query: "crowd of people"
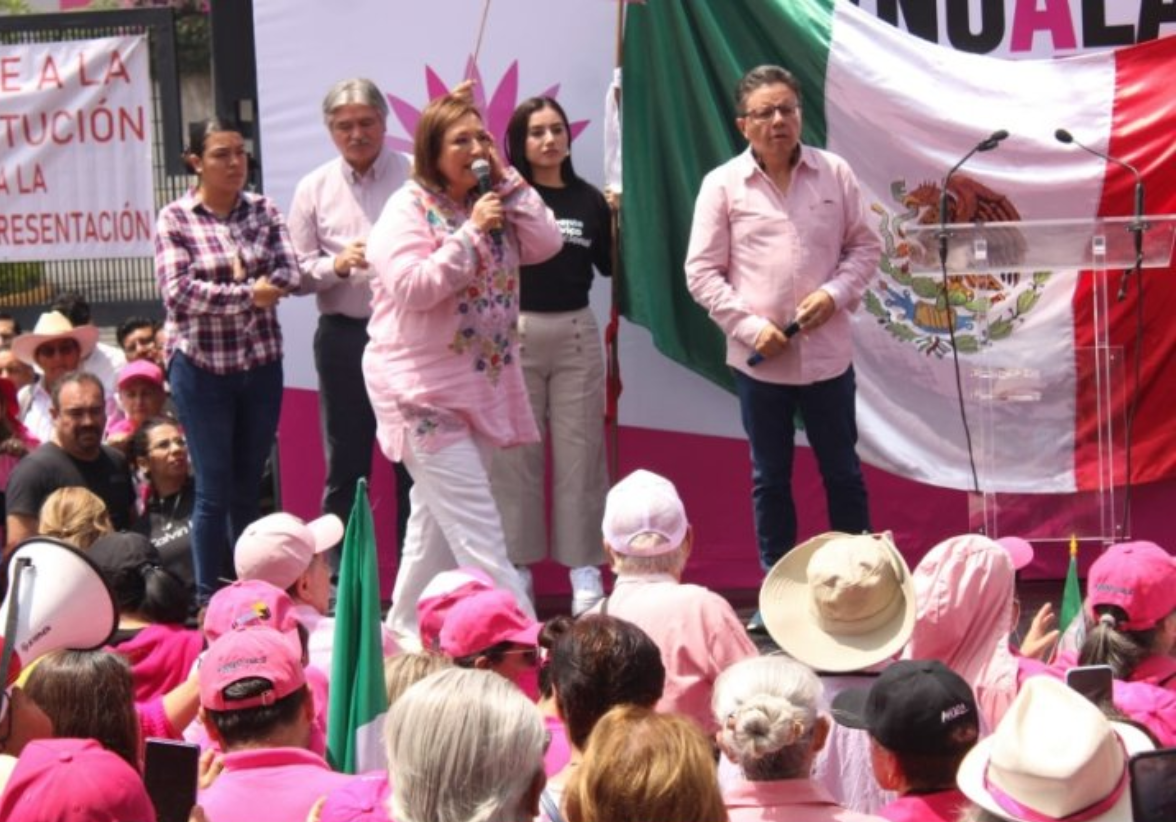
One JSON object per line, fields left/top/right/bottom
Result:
{"left": 0, "top": 63, "right": 1170, "bottom": 822}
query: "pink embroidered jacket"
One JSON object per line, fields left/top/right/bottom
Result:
{"left": 363, "top": 169, "right": 562, "bottom": 462}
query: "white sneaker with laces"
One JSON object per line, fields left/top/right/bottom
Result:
{"left": 569, "top": 565, "right": 604, "bottom": 616}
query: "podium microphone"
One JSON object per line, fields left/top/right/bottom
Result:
{"left": 937, "top": 130, "right": 1007, "bottom": 499}
{"left": 938, "top": 130, "right": 1009, "bottom": 268}
{"left": 1054, "top": 128, "right": 1145, "bottom": 300}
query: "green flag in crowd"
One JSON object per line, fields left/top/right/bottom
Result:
{"left": 327, "top": 478, "right": 388, "bottom": 774}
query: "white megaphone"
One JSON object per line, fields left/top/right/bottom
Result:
{"left": 0, "top": 537, "right": 118, "bottom": 683}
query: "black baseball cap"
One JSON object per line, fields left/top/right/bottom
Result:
{"left": 831, "top": 659, "right": 979, "bottom": 756}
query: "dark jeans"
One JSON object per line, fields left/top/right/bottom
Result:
{"left": 169, "top": 351, "right": 283, "bottom": 603}
{"left": 734, "top": 366, "right": 870, "bottom": 572}
{"left": 314, "top": 314, "right": 412, "bottom": 565}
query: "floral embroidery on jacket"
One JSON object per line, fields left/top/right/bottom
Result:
{"left": 413, "top": 185, "right": 520, "bottom": 385}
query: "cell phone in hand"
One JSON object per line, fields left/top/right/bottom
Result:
{"left": 143, "top": 738, "right": 199, "bottom": 822}
{"left": 1129, "top": 748, "right": 1176, "bottom": 822}
{"left": 1065, "top": 664, "right": 1114, "bottom": 707}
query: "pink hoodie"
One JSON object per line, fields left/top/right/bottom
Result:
{"left": 903, "top": 534, "right": 1018, "bottom": 732}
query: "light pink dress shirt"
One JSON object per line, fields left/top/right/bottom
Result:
{"left": 724, "top": 777, "right": 887, "bottom": 822}
{"left": 686, "top": 146, "right": 881, "bottom": 385}
{"left": 288, "top": 149, "right": 411, "bottom": 319}
{"left": 363, "top": 169, "right": 562, "bottom": 463}
{"left": 197, "top": 747, "right": 356, "bottom": 822}
{"left": 588, "top": 574, "right": 758, "bottom": 734}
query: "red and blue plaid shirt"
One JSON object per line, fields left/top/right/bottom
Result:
{"left": 154, "top": 189, "right": 299, "bottom": 374}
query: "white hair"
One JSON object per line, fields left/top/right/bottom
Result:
{"left": 385, "top": 668, "right": 545, "bottom": 822}
{"left": 712, "top": 656, "right": 822, "bottom": 775}
{"left": 609, "top": 534, "right": 688, "bottom": 577}
{"left": 322, "top": 77, "right": 389, "bottom": 122}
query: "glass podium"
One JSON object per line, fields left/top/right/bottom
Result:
{"left": 902, "top": 216, "right": 1176, "bottom": 544}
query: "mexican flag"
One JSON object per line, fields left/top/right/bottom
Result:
{"left": 621, "top": 0, "right": 1176, "bottom": 493}
{"left": 327, "top": 478, "right": 388, "bottom": 773}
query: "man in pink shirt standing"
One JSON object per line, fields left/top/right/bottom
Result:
{"left": 198, "top": 626, "right": 355, "bottom": 822}
{"left": 585, "top": 469, "right": 758, "bottom": 734}
{"left": 288, "top": 78, "right": 414, "bottom": 566}
{"left": 685, "top": 64, "right": 881, "bottom": 630}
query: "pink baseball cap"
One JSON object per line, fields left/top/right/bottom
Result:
{"left": 996, "top": 536, "right": 1035, "bottom": 571}
{"left": 439, "top": 588, "right": 541, "bottom": 659}
{"left": 602, "top": 469, "right": 688, "bottom": 556}
{"left": 0, "top": 738, "right": 155, "bottom": 822}
{"left": 116, "top": 358, "right": 164, "bottom": 390}
{"left": 417, "top": 567, "right": 496, "bottom": 651}
{"left": 1087, "top": 541, "right": 1176, "bottom": 631}
{"left": 203, "top": 579, "right": 303, "bottom": 659}
{"left": 235, "top": 512, "right": 344, "bottom": 591}
{"left": 199, "top": 626, "right": 307, "bottom": 711}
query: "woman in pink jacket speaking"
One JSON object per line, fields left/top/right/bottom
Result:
{"left": 364, "top": 84, "right": 562, "bottom": 645}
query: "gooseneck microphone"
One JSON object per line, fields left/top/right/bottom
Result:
{"left": 470, "top": 158, "right": 503, "bottom": 248}
{"left": 938, "top": 130, "right": 1010, "bottom": 268}
{"left": 937, "top": 130, "right": 1007, "bottom": 499}
{"left": 1054, "top": 128, "right": 1145, "bottom": 300}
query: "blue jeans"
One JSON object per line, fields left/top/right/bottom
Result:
{"left": 169, "top": 351, "right": 283, "bottom": 603}
{"left": 734, "top": 366, "right": 870, "bottom": 572}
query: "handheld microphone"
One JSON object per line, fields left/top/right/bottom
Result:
{"left": 1054, "top": 128, "right": 1144, "bottom": 299}
{"left": 938, "top": 130, "right": 1010, "bottom": 267}
{"left": 747, "top": 319, "right": 802, "bottom": 367}
{"left": 470, "top": 159, "right": 503, "bottom": 248}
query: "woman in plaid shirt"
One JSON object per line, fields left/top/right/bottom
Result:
{"left": 154, "top": 117, "right": 297, "bottom": 605}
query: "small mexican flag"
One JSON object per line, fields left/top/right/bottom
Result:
{"left": 327, "top": 479, "right": 388, "bottom": 774}
{"left": 1059, "top": 535, "right": 1084, "bottom": 634}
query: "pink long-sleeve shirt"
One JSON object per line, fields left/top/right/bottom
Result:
{"left": 685, "top": 146, "right": 881, "bottom": 385}
{"left": 363, "top": 169, "right": 562, "bottom": 462}
{"left": 288, "top": 149, "right": 411, "bottom": 319}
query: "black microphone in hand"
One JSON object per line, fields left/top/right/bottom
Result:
{"left": 938, "top": 130, "right": 1009, "bottom": 266}
{"left": 747, "top": 319, "right": 802, "bottom": 367}
{"left": 1055, "top": 128, "right": 1145, "bottom": 299}
{"left": 471, "top": 159, "right": 503, "bottom": 248}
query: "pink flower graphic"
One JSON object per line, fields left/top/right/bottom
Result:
{"left": 385, "top": 56, "right": 590, "bottom": 153}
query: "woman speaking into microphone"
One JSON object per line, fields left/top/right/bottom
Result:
{"left": 363, "top": 84, "right": 562, "bottom": 644}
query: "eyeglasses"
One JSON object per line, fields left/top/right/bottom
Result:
{"left": 149, "top": 436, "right": 187, "bottom": 452}
{"left": 499, "top": 647, "right": 540, "bottom": 666}
{"left": 741, "top": 104, "right": 801, "bottom": 123}
{"left": 35, "top": 341, "right": 80, "bottom": 358}
{"left": 331, "top": 117, "right": 381, "bottom": 134}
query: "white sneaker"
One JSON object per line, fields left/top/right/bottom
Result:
{"left": 569, "top": 565, "right": 604, "bottom": 616}
{"left": 515, "top": 565, "right": 535, "bottom": 607}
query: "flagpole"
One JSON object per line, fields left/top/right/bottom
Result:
{"left": 605, "top": 0, "right": 627, "bottom": 482}
{"left": 471, "top": 0, "right": 493, "bottom": 67}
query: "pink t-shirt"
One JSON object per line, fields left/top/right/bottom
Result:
{"left": 878, "top": 790, "right": 969, "bottom": 822}
{"left": 588, "top": 574, "right": 758, "bottom": 734}
{"left": 319, "top": 771, "right": 392, "bottom": 822}
{"left": 543, "top": 713, "right": 571, "bottom": 777}
{"left": 198, "top": 747, "right": 356, "bottom": 822}
{"left": 724, "top": 777, "right": 887, "bottom": 822}
{"left": 110, "top": 623, "right": 204, "bottom": 703}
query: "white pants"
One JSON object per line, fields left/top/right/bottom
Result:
{"left": 491, "top": 308, "right": 609, "bottom": 567}
{"left": 386, "top": 433, "right": 536, "bottom": 644}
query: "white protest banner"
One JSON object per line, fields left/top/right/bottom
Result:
{"left": 0, "top": 34, "right": 155, "bottom": 261}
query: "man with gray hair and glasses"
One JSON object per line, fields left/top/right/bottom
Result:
{"left": 288, "top": 77, "right": 413, "bottom": 564}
